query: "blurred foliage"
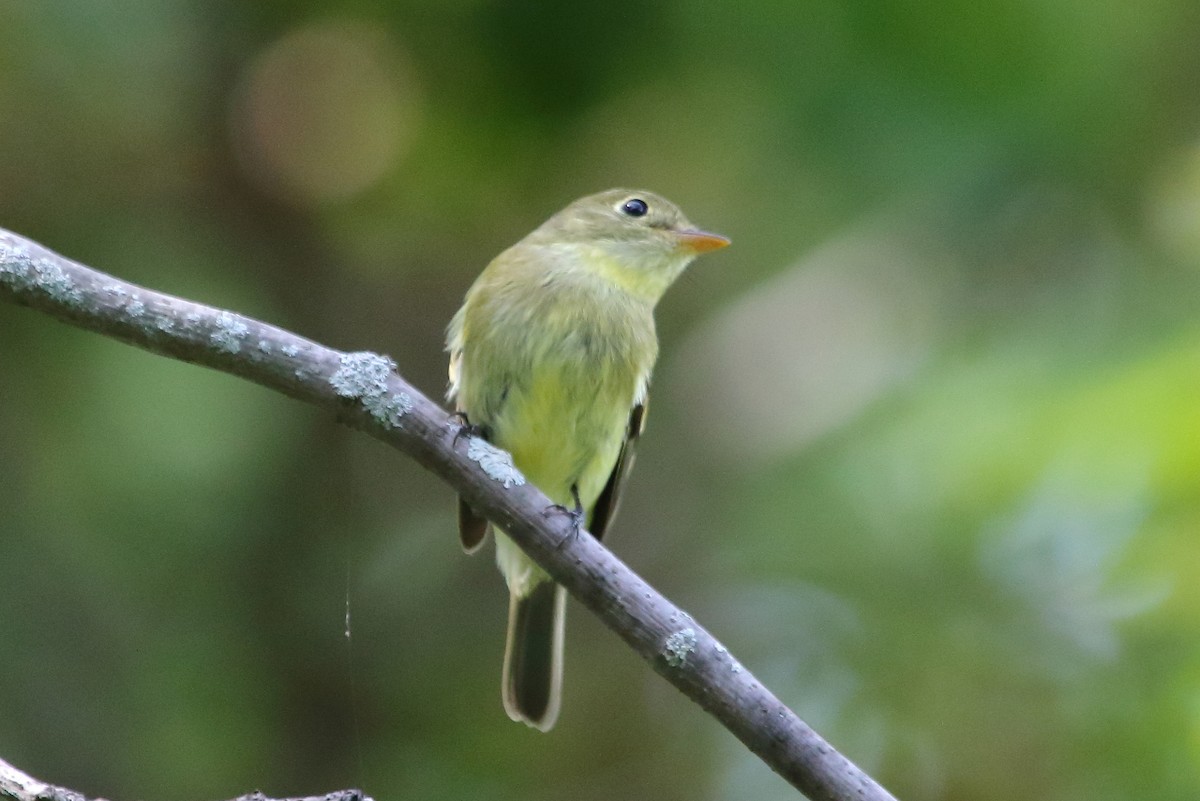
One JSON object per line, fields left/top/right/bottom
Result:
{"left": 2, "top": 1, "right": 1200, "bottom": 799}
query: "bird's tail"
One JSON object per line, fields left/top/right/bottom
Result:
{"left": 502, "top": 581, "right": 565, "bottom": 731}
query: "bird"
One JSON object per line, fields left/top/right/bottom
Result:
{"left": 446, "top": 188, "right": 728, "bottom": 730}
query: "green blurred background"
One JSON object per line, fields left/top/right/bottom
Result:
{"left": 2, "top": 1, "right": 1200, "bottom": 799}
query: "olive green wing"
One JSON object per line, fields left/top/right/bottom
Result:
{"left": 588, "top": 398, "right": 647, "bottom": 542}
{"left": 458, "top": 497, "right": 489, "bottom": 553}
{"left": 448, "top": 342, "right": 491, "bottom": 553}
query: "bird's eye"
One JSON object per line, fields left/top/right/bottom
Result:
{"left": 621, "top": 198, "right": 648, "bottom": 217}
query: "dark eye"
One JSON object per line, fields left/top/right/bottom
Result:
{"left": 621, "top": 198, "right": 648, "bottom": 217}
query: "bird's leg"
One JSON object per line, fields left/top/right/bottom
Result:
{"left": 567, "top": 484, "right": 584, "bottom": 539}
{"left": 450, "top": 411, "right": 489, "bottom": 447}
{"left": 544, "top": 484, "right": 585, "bottom": 547}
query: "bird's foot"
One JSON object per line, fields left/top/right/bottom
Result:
{"left": 450, "top": 412, "right": 488, "bottom": 447}
{"left": 543, "top": 485, "right": 584, "bottom": 549}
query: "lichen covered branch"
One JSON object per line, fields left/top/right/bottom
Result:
{"left": 0, "top": 756, "right": 370, "bottom": 801}
{"left": 0, "top": 228, "right": 897, "bottom": 801}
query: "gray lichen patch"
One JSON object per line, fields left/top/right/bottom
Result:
{"left": 330, "top": 351, "right": 396, "bottom": 399}
{"left": 0, "top": 239, "right": 34, "bottom": 289}
{"left": 466, "top": 438, "right": 526, "bottom": 488}
{"left": 0, "top": 243, "right": 84, "bottom": 306}
{"left": 663, "top": 627, "right": 698, "bottom": 667}
{"left": 0, "top": 240, "right": 85, "bottom": 308}
{"left": 330, "top": 351, "right": 412, "bottom": 428}
{"left": 36, "top": 260, "right": 84, "bottom": 306}
{"left": 211, "top": 311, "right": 249, "bottom": 353}
{"left": 364, "top": 391, "right": 414, "bottom": 427}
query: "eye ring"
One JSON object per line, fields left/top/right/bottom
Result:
{"left": 620, "top": 198, "right": 648, "bottom": 217}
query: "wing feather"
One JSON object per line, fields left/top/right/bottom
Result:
{"left": 588, "top": 397, "right": 647, "bottom": 541}
{"left": 449, "top": 338, "right": 491, "bottom": 552}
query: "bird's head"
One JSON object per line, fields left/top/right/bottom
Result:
{"left": 528, "top": 188, "right": 729, "bottom": 301}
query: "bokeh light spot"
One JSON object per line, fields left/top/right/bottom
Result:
{"left": 229, "top": 20, "right": 421, "bottom": 205}
{"left": 1147, "top": 141, "right": 1200, "bottom": 265}
{"left": 673, "top": 223, "right": 944, "bottom": 464}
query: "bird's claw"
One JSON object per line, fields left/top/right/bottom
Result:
{"left": 544, "top": 485, "right": 584, "bottom": 549}
{"left": 450, "top": 412, "right": 487, "bottom": 447}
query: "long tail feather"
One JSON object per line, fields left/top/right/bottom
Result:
{"left": 501, "top": 583, "right": 565, "bottom": 731}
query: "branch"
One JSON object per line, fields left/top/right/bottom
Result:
{"left": 0, "top": 228, "right": 898, "bottom": 801}
{"left": 0, "top": 756, "right": 370, "bottom": 801}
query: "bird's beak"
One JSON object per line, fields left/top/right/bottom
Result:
{"left": 675, "top": 229, "right": 731, "bottom": 254}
